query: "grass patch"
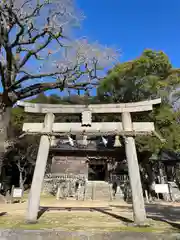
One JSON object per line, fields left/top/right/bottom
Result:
{"left": 118, "top": 226, "right": 174, "bottom": 233}
{"left": 22, "top": 192, "right": 54, "bottom": 200}
{"left": 0, "top": 197, "right": 179, "bottom": 233}
{"left": 0, "top": 213, "right": 177, "bottom": 233}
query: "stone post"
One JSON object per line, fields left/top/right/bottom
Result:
{"left": 115, "top": 179, "right": 123, "bottom": 199}
{"left": 26, "top": 113, "right": 55, "bottom": 223}
{"left": 122, "top": 112, "right": 147, "bottom": 225}
{"left": 56, "top": 186, "right": 61, "bottom": 200}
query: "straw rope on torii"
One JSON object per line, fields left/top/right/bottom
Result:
{"left": 17, "top": 98, "right": 162, "bottom": 225}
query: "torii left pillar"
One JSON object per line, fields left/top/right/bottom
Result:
{"left": 26, "top": 113, "right": 55, "bottom": 223}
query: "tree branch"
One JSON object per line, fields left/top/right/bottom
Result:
{"left": 9, "top": 66, "right": 72, "bottom": 91}
{"left": 0, "top": 62, "right": 5, "bottom": 91}
{"left": 0, "top": 2, "right": 118, "bottom": 108}
{"left": 5, "top": 45, "right": 13, "bottom": 87}
{"left": 16, "top": 81, "right": 97, "bottom": 100}
{"left": 10, "top": 9, "right": 25, "bottom": 48}
{"left": 14, "top": 31, "right": 47, "bottom": 47}
{"left": 16, "top": 82, "right": 64, "bottom": 99}
{"left": 1, "top": 25, "right": 15, "bottom": 88}
{"left": 9, "top": 65, "right": 89, "bottom": 91}
{"left": 20, "top": 2, "right": 44, "bottom": 21}
{"left": 10, "top": 72, "right": 64, "bottom": 91}
{"left": 19, "top": 35, "right": 52, "bottom": 68}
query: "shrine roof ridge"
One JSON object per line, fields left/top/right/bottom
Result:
{"left": 17, "top": 98, "right": 161, "bottom": 113}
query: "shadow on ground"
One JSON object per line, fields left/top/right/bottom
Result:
{"left": 37, "top": 203, "right": 180, "bottom": 231}
{"left": 94, "top": 208, "right": 133, "bottom": 223}
{"left": 37, "top": 206, "right": 112, "bottom": 220}
{"left": 0, "top": 212, "right": 7, "bottom": 217}
{"left": 111, "top": 203, "right": 180, "bottom": 230}
{"left": 146, "top": 204, "right": 180, "bottom": 229}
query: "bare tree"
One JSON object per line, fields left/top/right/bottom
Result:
{"left": 15, "top": 143, "right": 37, "bottom": 189}
{"left": 0, "top": 0, "right": 118, "bottom": 109}
{"left": 0, "top": 0, "right": 118, "bottom": 175}
{"left": 3, "top": 136, "right": 38, "bottom": 189}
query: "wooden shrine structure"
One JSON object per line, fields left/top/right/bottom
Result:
{"left": 17, "top": 98, "right": 161, "bottom": 225}
{"left": 49, "top": 136, "right": 126, "bottom": 182}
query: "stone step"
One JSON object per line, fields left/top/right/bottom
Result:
{"left": 85, "top": 181, "right": 112, "bottom": 200}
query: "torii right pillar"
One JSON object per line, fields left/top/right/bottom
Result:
{"left": 122, "top": 112, "right": 147, "bottom": 225}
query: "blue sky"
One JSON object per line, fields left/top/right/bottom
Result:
{"left": 3, "top": 1, "right": 180, "bottom": 98}
{"left": 77, "top": 0, "right": 180, "bottom": 67}
{"left": 46, "top": 0, "right": 180, "bottom": 96}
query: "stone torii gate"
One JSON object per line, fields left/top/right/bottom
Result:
{"left": 17, "top": 98, "right": 161, "bottom": 225}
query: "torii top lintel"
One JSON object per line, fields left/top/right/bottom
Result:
{"left": 17, "top": 98, "right": 161, "bottom": 114}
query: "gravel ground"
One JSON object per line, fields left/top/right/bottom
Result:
{"left": 0, "top": 230, "right": 180, "bottom": 240}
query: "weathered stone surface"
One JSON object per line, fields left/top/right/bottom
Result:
{"left": 27, "top": 113, "right": 55, "bottom": 222}
{"left": 81, "top": 110, "right": 92, "bottom": 125}
{"left": 168, "top": 182, "right": 180, "bottom": 201}
{"left": 0, "top": 230, "right": 178, "bottom": 240}
{"left": 122, "top": 112, "right": 146, "bottom": 224}
{"left": 17, "top": 98, "right": 161, "bottom": 113}
{"left": 22, "top": 122, "right": 155, "bottom": 135}
{"left": 85, "top": 181, "right": 112, "bottom": 200}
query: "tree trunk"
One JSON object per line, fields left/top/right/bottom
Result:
{"left": 0, "top": 107, "right": 11, "bottom": 177}
{"left": 144, "top": 163, "right": 156, "bottom": 200}
{"left": 145, "top": 163, "right": 155, "bottom": 185}
{"left": 159, "top": 162, "right": 165, "bottom": 184}
{"left": 158, "top": 162, "right": 169, "bottom": 200}
{"left": 19, "top": 171, "right": 24, "bottom": 189}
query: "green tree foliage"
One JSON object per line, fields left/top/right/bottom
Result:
{"left": 98, "top": 49, "right": 180, "bottom": 103}
{"left": 136, "top": 104, "right": 180, "bottom": 153}
{"left": 97, "top": 49, "right": 180, "bottom": 154}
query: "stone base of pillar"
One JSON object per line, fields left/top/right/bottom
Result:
{"left": 26, "top": 220, "right": 38, "bottom": 225}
